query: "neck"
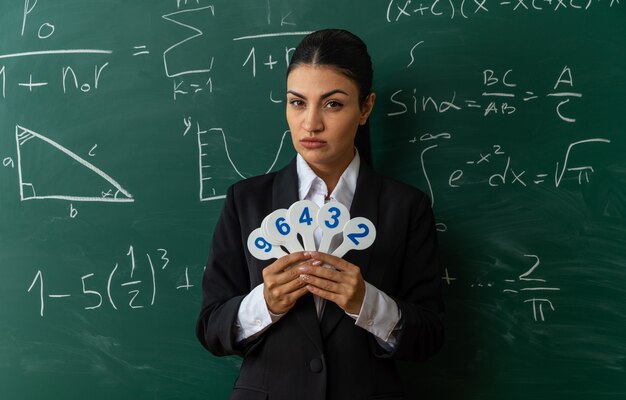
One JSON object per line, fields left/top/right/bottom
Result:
{"left": 303, "top": 150, "right": 356, "bottom": 195}
{"left": 309, "top": 163, "right": 350, "bottom": 195}
{"left": 308, "top": 156, "right": 353, "bottom": 195}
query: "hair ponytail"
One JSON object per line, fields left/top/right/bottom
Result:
{"left": 355, "top": 121, "right": 372, "bottom": 167}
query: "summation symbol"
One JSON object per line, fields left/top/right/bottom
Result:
{"left": 15, "top": 125, "right": 133, "bottom": 202}
{"left": 162, "top": 5, "right": 215, "bottom": 78}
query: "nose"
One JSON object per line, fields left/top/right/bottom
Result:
{"left": 303, "top": 107, "right": 324, "bottom": 134}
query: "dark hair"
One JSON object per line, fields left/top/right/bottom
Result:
{"left": 287, "top": 29, "right": 374, "bottom": 166}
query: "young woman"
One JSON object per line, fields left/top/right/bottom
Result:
{"left": 196, "top": 29, "right": 444, "bottom": 400}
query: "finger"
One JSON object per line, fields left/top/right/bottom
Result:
{"left": 305, "top": 284, "right": 340, "bottom": 304}
{"left": 267, "top": 286, "right": 309, "bottom": 314}
{"left": 281, "top": 273, "right": 310, "bottom": 294}
{"left": 299, "top": 274, "right": 341, "bottom": 294}
{"left": 307, "top": 252, "right": 356, "bottom": 272}
{"left": 288, "top": 285, "right": 310, "bottom": 301}
{"left": 303, "top": 278, "right": 365, "bottom": 315}
{"left": 297, "top": 261, "right": 362, "bottom": 286}
{"left": 264, "top": 251, "right": 313, "bottom": 275}
{"left": 265, "top": 268, "right": 310, "bottom": 300}
{"left": 297, "top": 264, "right": 341, "bottom": 282}
{"left": 267, "top": 260, "right": 318, "bottom": 287}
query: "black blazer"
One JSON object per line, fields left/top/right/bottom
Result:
{"left": 196, "top": 158, "right": 444, "bottom": 400}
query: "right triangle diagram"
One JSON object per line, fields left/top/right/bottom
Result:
{"left": 15, "top": 125, "right": 134, "bottom": 203}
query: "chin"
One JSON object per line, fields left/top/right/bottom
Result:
{"left": 298, "top": 151, "right": 323, "bottom": 163}
{"left": 296, "top": 150, "right": 322, "bottom": 162}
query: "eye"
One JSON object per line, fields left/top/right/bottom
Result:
{"left": 289, "top": 99, "right": 305, "bottom": 108}
{"left": 324, "top": 100, "right": 343, "bottom": 109}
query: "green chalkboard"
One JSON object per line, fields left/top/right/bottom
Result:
{"left": 1, "top": 1, "right": 625, "bottom": 399}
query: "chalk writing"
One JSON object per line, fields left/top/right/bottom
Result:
{"left": 388, "top": 66, "right": 583, "bottom": 122}
{"left": 187, "top": 119, "right": 290, "bottom": 202}
{"left": 162, "top": 5, "right": 216, "bottom": 100}
{"left": 442, "top": 253, "right": 561, "bottom": 322}
{"left": 0, "top": 58, "right": 112, "bottom": 98}
{"left": 21, "top": 0, "right": 55, "bottom": 39}
{"left": 132, "top": 45, "right": 150, "bottom": 56}
{"left": 15, "top": 125, "right": 134, "bottom": 203}
{"left": 445, "top": 138, "right": 611, "bottom": 189}
{"left": 233, "top": 31, "right": 313, "bottom": 41}
{"left": 0, "top": 63, "right": 110, "bottom": 96}
{"left": 406, "top": 41, "right": 424, "bottom": 68}
{"left": 241, "top": 46, "right": 298, "bottom": 78}
{"left": 162, "top": 5, "right": 215, "bottom": 78}
{"left": 3, "top": 156, "right": 14, "bottom": 168}
{"left": 62, "top": 63, "right": 109, "bottom": 93}
{"left": 442, "top": 268, "right": 457, "bottom": 285}
{"left": 173, "top": 75, "right": 213, "bottom": 100}
{"left": 503, "top": 254, "right": 560, "bottom": 321}
{"left": 0, "top": 65, "right": 5, "bottom": 98}
{"left": 26, "top": 247, "right": 198, "bottom": 316}
{"left": 416, "top": 131, "right": 452, "bottom": 232}
{"left": 234, "top": 30, "right": 310, "bottom": 79}
{"left": 0, "top": 50, "right": 113, "bottom": 60}
{"left": 386, "top": 0, "right": 620, "bottom": 22}
{"left": 18, "top": 74, "right": 47, "bottom": 92}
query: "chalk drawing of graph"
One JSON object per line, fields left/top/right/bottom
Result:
{"left": 198, "top": 128, "right": 290, "bottom": 201}
{"left": 15, "top": 125, "right": 134, "bottom": 202}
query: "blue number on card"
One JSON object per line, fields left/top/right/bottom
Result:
{"left": 324, "top": 207, "right": 341, "bottom": 229}
{"left": 347, "top": 223, "right": 369, "bottom": 246}
{"left": 299, "top": 207, "right": 313, "bottom": 226}
{"left": 275, "top": 217, "right": 291, "bottom": 235}
{"left": 255, "top": 237, "right": 272, "bottom": 253}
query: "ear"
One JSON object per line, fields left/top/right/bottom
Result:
{"left": 359, "top": 93, "right": 376, "bottom": 125}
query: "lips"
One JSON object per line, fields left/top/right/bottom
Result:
{"left": 300, "top": 138, "right": 326, "bottom": 149}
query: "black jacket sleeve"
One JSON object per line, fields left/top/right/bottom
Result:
{"left": 196, "top": 184, "right": 255, "bottom": 357}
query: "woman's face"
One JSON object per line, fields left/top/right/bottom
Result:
{"left": 286, "top": 65, "right": 375, "bottom": 174}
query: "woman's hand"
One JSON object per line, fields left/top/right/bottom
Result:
{"left": 296, "top": 252, "right": 366, "bottom": 315}
{"left": 263, "top": 252, "right": 313, "bottom": 315}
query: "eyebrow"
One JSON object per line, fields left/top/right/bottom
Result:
{"left": 286, "top": 89, "right": 350, "bottom": 99}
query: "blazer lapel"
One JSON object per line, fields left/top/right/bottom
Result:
{"left": 320, "top": 162, "right": 382, "bottom": 339}
{"left": 272, "top": 158, "right": 324, "bottom": 351}
{"left": 272, "top": 157, "right": 299, "bottom": 209}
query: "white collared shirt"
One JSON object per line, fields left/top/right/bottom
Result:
{"left": 234, "top": 152, "right": 401, "bottom": 350}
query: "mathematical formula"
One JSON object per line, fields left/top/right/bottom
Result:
{"left": 442, "top": 253, "right": 561, "bottom": 322}
{"left": 1, "top": 0, "right": 619, "bottom": 334}
{"left": 27, "top": 246, "right": 201, "bottom": 317}
{"left": 446, "top": 138, "right": 611, "bottom": 188}
{"left": 388, "top": 66, "right": 583, "bottom": 123}
{"left": 386, "top": 0, "right": 620, "bottom": 22}
{"left": 410, "top": 134, "right": 612, "bottom": 220}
